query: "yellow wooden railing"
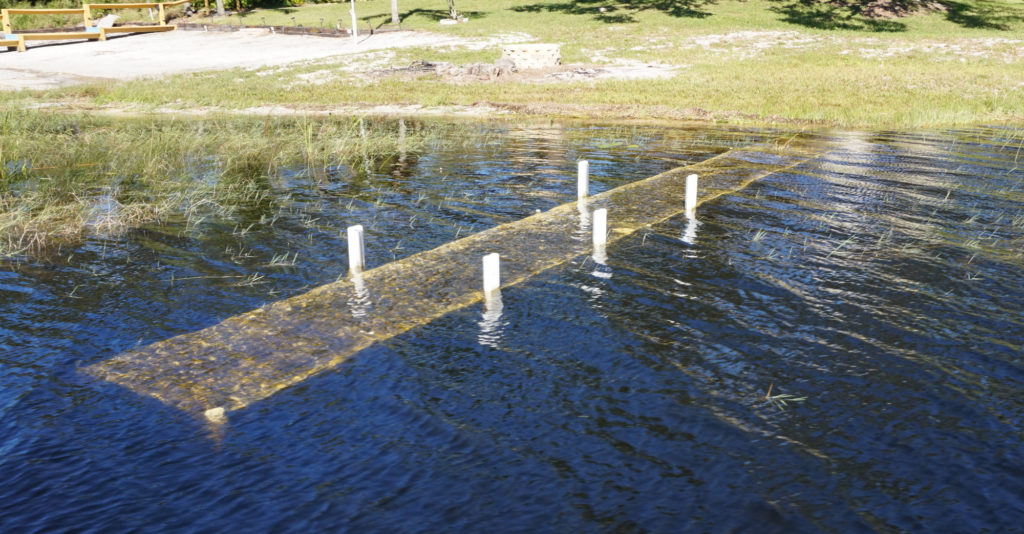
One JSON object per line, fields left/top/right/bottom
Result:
{"left": 2, "top": 0, "right": 189, "bottom": 52}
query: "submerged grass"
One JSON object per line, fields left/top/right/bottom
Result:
{"left": 0, "top": 111, "right": 453, "bottom": 257}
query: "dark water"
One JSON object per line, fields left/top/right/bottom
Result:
{"left": 1, "top": 123, "right": 1022, "bottom": 532}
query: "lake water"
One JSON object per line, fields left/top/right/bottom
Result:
{"left": 1, "top": 122, "right": 1022, "bottom": 532}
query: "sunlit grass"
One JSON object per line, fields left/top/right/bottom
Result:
{"left": 6, "top": 0, "right": 1024, "bottom": 128}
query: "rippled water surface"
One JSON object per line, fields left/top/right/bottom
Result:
{"left": 1, "top": 122, "right": 1022, "bottom": 532}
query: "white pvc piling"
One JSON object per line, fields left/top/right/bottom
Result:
{"left": 347, "top": 225, "right": 365, "bottom": 274}
{"left": 482, "top": 253, "right": 501, "bottom": 293}
{"left": 577, "top": 160, "right": 590, "bottom": 199}
{"left": 685, "top": 174, "right": 698, "bottom": 218}
{"left": 593, "top": 208, "right": 608, "bottom": 247}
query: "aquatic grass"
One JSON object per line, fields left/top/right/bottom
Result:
{"left": 267, "top": 251, "right": 299, "bottom": 267}
{"left": 0, "top": 111, "right": 449, "bottom": 257}
{"left": 764, "top": 383, "right": 807, "bottom": 411}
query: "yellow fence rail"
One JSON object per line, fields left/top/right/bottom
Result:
{"left": 0, "top": 11, "right": 26, "bottom": 51}
{"left": 1, "top": 0, "right": 189, "bottom": 52}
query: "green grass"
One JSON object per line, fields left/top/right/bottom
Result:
{"left": 201, "top": 0, "right": 1024, "bottom": 36}
{"left": 5, "top": 0, "right": 1024, "bottom": 128}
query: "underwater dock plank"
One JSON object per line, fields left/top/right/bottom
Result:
{"left": 83, "top": 142, "right": 823, "bottom": 417}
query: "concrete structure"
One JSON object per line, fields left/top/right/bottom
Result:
{"left": 501, "top": 43, "right": 560, "bottom": 70}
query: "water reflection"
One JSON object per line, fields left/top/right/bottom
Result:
{"left": 348, "top": 274, "right": 371, "bottom": 321}
{"left": 681, "top": 217, "right": 700, "bottom": 246}
{"left": 574, "top": 199, "right": 591, "bottom": 243}
{"left": 204, "top": 409, "right": 229, "bottom": 444}
{"left": 478, "top": 290, "right": 504, "bottom": 348}
{"left": 592, "top": 244, "right": 611, "bottom": 278}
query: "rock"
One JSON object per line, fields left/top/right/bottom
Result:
{"left": 494, "top": 57, "right": 517, "bottom": 76}
{"left": 465, "top": 63, "right": 498, "bottom": 78}
{"left": 432, "top": 62, "right": 457, "bottom": 76}
{"left": 387, "top": 58, "right": 515, "bottom": 81}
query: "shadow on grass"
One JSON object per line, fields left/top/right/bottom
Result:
{"left": 769, "top": 0, "right": 907, "bottom": 31}
{"left": 769, "top": 0, "right": 1024, "bottom": 32}
{"left": 399, "top": 8, "right": 487, "bottom": 23}
{"left": 512, "top": 0, "right": 715, "bottom": 23}
{"left": 247, "top": 0, "right": 301, "bottom": 14}
{"left": 939, "top": 0, "right": 1024, "bottom": 29}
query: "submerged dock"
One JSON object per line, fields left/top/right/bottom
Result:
{"left": 83, "top": 141, "right": 823, "bottom": 418}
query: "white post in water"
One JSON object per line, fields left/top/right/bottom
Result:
{"left": 482, "top": 253, "right": 501, "bottom": 293}
{"left": 685, "top": 174, "right": 698, "bottom": 218}
{"left": 577, "top": 160, "right": 589, "bottom": 199}
{"left": 349, "top": 0, "right": 358, "bottom": 46}
{"left": 593, "top": 208, "right": 608, "bottom": 246}
{"left": 347, "top": 225, "right": 365, "bottom": 274}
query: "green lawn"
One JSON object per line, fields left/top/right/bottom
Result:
{"left": 9, "top": 0, "right": 1024, "bottom": 128}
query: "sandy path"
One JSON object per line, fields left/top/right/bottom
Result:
{"left": 0, "top": 28, "right": 469, "bottom": 91}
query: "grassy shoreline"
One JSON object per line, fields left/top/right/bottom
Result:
{"left": 2, "top": 0, "right": 1024, "bottom": 258}
{"left": 5, "top": 0, "right": 1023, "bottom": 129}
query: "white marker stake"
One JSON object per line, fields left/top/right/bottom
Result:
{"left": 685, "top": 174, "right": 698, "bottom": 218}
{"left": 577, "top": 160, "right": 590, "bottom": 199}
{"left": 593, "top": 208, "right": 608, "bottom": 246}
{"left": 347, "top": 225, "right": 365, "bottom": 274}
{"left": 482, "top": 253, "right": 501, "bottom": 293}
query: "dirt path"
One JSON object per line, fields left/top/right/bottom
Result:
{"left": 0, "top": 28, "right": 471, "bottom": 91}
